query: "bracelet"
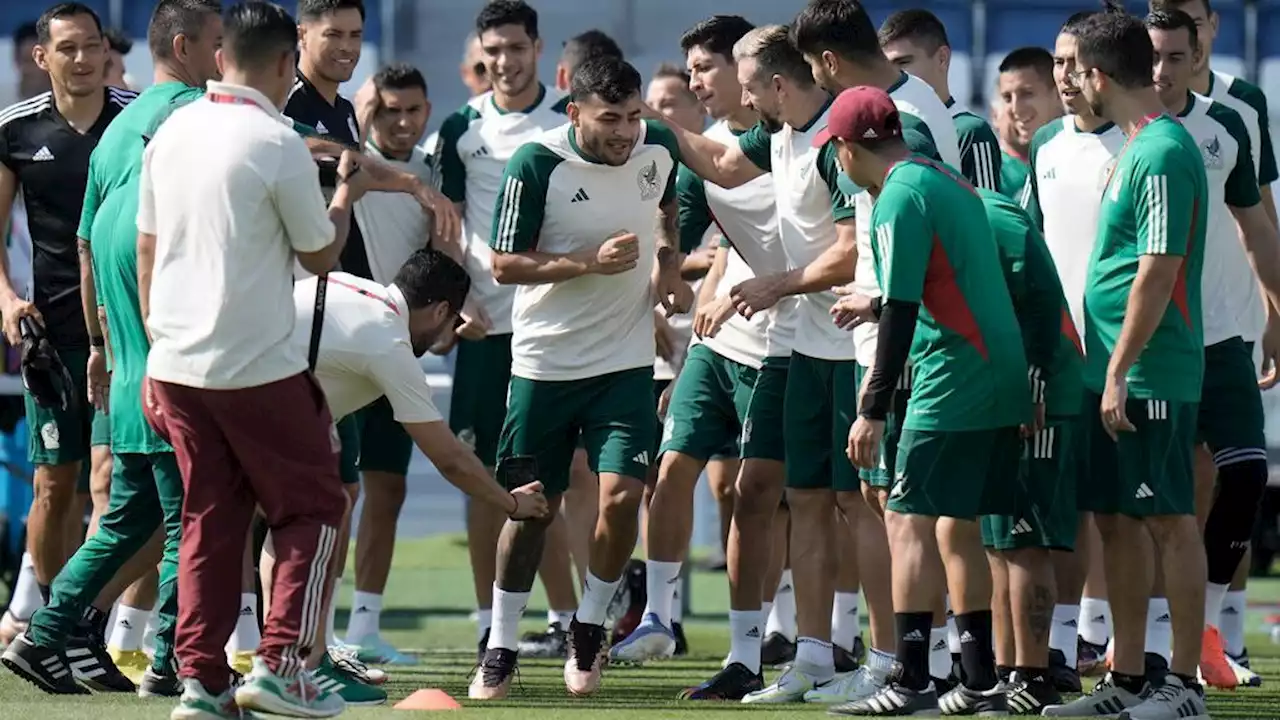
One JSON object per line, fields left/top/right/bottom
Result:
{"left": 90, "top": 335, "right": 105, "bottom": 348}
{"left": 506, "top": 491, "right": 518, "bottom": 517}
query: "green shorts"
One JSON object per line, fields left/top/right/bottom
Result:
{"left": 741, "top": 355, "right": 787, "bottom": 462}
{"left": 889, "top": 426, "right": 1023, "bottom": 520}
{"left": 854, "top": 364, "right": 910, "bottom": 489}
{"left": 784, "top": 353, "right": 859, "bottom": 492}
{"left": 982, "top": 417, "right": 1080, "bottom": 551}
{"left": 659, "top": 344, "right": 756, "bottom": 461}
{"left": 353, "top": 396, "right": 413, "bottom": 475}
{"left": 1197, "top": 337, "right": 1266, "bottom": 454}
{"left": 449, "top": 333, "right": 513, "bottom": 467}
{"left": 336, "top": 414, "right": 361, "bottom": 484}
{"left": 1080, "top": 391, "right": 1197, "bottom": 517}
{"left": 26, "top": 346, "right": 104, "bottom": 467}
{"left": 497, "top": 367, "right": 656, "bottom": 495}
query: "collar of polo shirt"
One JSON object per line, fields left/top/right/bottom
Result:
{"left": 206, "top": 80, "right": 291, "bottom": 127}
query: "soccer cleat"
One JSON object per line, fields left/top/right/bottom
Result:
{"left": 834, "top": 643, "right": 860, "bottom": 674}
{"left": 139, "top": 665, "right": 184, "bottom": 698}
{"left": 804, "top": 666, "right": 883, "bottom": 704}
{"left": 327, "top": 645, "right": 386, "bottom": 686}
{"left": 1226, "top": 652, "right": 1261, "bottom": 687}
{"left": 0, "top": 610, "right": 28, "bottom": 649}
{"left": 679, "top": 662, "right": 763, "bottom": 700}
{"left": 564, "top": 617, "right": 608, "bottom": 697}
{"left": 234, "top": 657, "right": 345, "bottom": 718}
{"left": 673, "top": 621, "right": 688, "bottom": 656}
{"left": 310, "top": 653, "right": 387, "bottom": 706}
{"left": 518, "top": 623, "right": 568, "bottom": 659}
{"left": 347, "top": 633, "right": 418, "bottom": 666}
{"left": 228, "top": 651, "right": 254, "bottom": 676}
{"left": 828, "top": 681, "right": 939, "bottom": 716}
{"left": 1117, "top": 674, "right": 1209, "bottom": 720}
{"left": 1198, "top": 626, "right": 1237, "bottom": 690}
{"left": 1004, "top": 671, "right": 1061, "bottom": 715}
{"left": 469, "top": 648, "right": 518, "bottom": 700}
{"left": 171, "top": 678, "right": 261, "bottom": 720}
{"left": 1228, "top": 647, "right": 1251, "bottom": 669}
{"left": 609, "top": 613, "right": 676, "bottom": 664}
{"left": 0, "top": 632, "right": 91, "bottom": 694}
{"left": 1042, "top": 673, "right": 1144, "bottom": 716}
{"left": 741, "top": 664, "right": 821, "bottom": 704}
{"left": 1078, "top": 637, "right": 1109, "bottom": 677}
{"left": 1048, "top": 648, "right": 1082, "bottom": 693}
{"left": 938, "top": 681, "right": 1008, "bottom": 715}
{"left": 760, "top": 632, "right": 796, "bottom": 668}
{"left": 477, "top": 628, "right": 490, "bottom": 667}
{"left": 67, "top": 630, "right": 137, "bottom": 692}
{"left": 110, "top": 647, "right": 151, "bottom": 685}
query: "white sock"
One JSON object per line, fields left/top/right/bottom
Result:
{"left": 325, "top": 584, "right": 339, "bottom": 649}
{"left": 1144, "top": 597, "right": 1172, "bottom": 663}
{"left": 768, "top": 570, "right": 797, "bottom": 641}
{"left": 643, "top": 560, "right": 681, "bottom": 627}
{"left": 795, "top": 637, "right": 835, "bottom": 682}
{"left": 107, "top": 604, "right": 149, "bottom": 651}
{"left": 930, "top": 626, "right": 952, "bottom": 679}
{"left": 1050, "top": 604, "right": 1080, "bottom": 668}
{"left": 225, "top": 593, "right": 260, "bottom": 654}
{"left": 142, "top": 609, "right": 160, "bottom": 657}
{"left": 672, "top": 580, "right": 684, "bottom": 624}
{"left": 344, "top": 591, "right": 382, "bottom": 643}
{"left": 9, "top": 553, "right": 42, "bottom": 619}
{"left": 1078, "top": 597, "right": 1112, "bottom": 645}
{"left": 477, "top": 609, "right": 493, "bottom": 642}
{"left": 725, "top": 609, "right": 763, "bottom": 674}
{"left": 832, "top": 591, "right": 860, "bottom": 652}
{"left": 868, "top": 647, "right": 895, "bottom": 682}
{"left": 1220, "top": 590, "right": 1247, "bottom": 656}
{"left": 576, "top": 571, "right": 622, "bottom": 627}
{"left": 945, "top": 597, "right": 961, "bottom": 654}
{"left": 548, "top": 609, "right": 573, "bottom": 629}
{"left": 488, "top": 587, "right": 529, "bottom": 651}
{"left": 1204, "top": 582, "right": 1229, "bottom": 629}
{"left": 761, "top": 601, "right": 774, "bottom": 631}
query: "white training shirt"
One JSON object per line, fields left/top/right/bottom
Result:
{"left": 139, "top": 82, "right": 333, "bottom": 390}
{"left": 293, "top": 273, "right": 441, "bottom": 423}
{"left": 852, "top": 72, "right": 962, "bottom": 367}
{"left": 491, "top": 120, "right": 679, "bottom": 381}
{"left": 1029, "top": 115, "right": 1127, "bottom": 338}
{"left": 692, "top": 245, "right": 771, "bottom": 369}
{"left": 351, "top": 140, "right": 436, "bottom": 285}
{"left": 436, "top": 85, "right": 569, "bottom": 335}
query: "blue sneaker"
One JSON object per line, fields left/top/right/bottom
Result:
{"left": 608, "top": 613, "right": 675, "bottom": 664}
{"left": 346, "top": 634, "right": 417, "bottom": 666}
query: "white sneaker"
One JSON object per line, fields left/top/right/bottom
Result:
{"left": 1043, "top": 673, "right": 1144, "bottom": 717}
{"left": 1118, "top": 675, "right": 1209, "bottom": 720}
{"left": 1226, "top": 653, "right": 1262, "bottom": 687}
{"left": 803, "top": 666, "right": 883, "bottom": 704}
{"left": 741, "top": 664, "right": 823, "bottom": 704}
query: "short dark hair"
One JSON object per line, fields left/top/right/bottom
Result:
{"left": 1150, "top": 0, "right": 1213, "bottom": 16}
{"left": 878, "top": 9, "right": 950, "bottom": 54}
{"left": 1074, "top": 11, "right": 1156, "bottom": 89}
{"left": 1145, "top": 9, "right": 1199, "bottom": 51}
{"left": 738, "top": 25, "right": 816, "bottom": 88}
{"left": 571, "top": 55, "right": 642, "bottom": 105}
{"left": 103, "top": 27, "right": 132, "bottom": 54}
{"left": 394, "top": 248, "right": 470, "bottom": 314}
{"left": 790, "top": 0, "right": 882, "bottom": 64}
{"left": 1061, "top": 11, "right": 1100, "bottom": 36}
{"left": 13, "top": 22, "right": 38, "bottom": 48}
{"left": 149, "top": 0, "right": 222, "bottom": 61}
{"left": 36, "top": 3, "right": 103, "bottom": 45}
{"left": 475, "top": 0, "right": 538, "bottom": 41}
{"left": 998, "top": 46, "right": 1054, "bottom": 87}
{"left": 561, "top": 29, "right": 624, "bottom": 77}
{"left": 679, "top": 15, "right": 756, "bottom": 61}
{"left": 652, "top": 62, "right": 691, "bottom": 88}
{"left": 373, "top": 62, "right": 427, "bottom": 96}
{"left": 298, "top": 0, "right": 364, "bottom": 23}
{"left": 222, "top": 1, "right": 297, "bottom": 69}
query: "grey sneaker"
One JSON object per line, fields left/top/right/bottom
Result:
{"left": 140, "top": 665, "right": 185, "bottom": 698}
{"left": 1118, "top": 675, "right": 1209, "bottom": 720}
{"left": 233, "top": 656, "right": 345, "bottom": 718}
{"left": 171, "top": 679, "right": 260, "bottom": 719}
{"left": 1043, "top": 673, "right": 1144, "bottom": 717}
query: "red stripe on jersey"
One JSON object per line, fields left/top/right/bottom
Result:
{"left": 327, "top": 276, "right": 401, "bottom": 315}
{"left": 1169, "top": 197, "right": 1199, "bottom": 327}
{"left": 1061, "top": 306, "right": 1083, "bottom": 356}
{"left": 922, "top": 234, "right": 989, "bottom": 361}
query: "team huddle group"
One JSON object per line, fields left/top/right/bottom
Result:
{"left": 0, "top": 0, "right": 1272, "bottom": 718}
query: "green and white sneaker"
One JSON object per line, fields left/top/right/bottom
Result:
{"left": 742, "top": 664, "right": 824, "bottom": 704}
{"left": 312, "top": 653, "right": 387, "bottom": 706}
{"left": 171, "top": 679, "right": 259, "bottom": 720}
{"left": 233, "top": 657, "right": 345, "bottom": 718}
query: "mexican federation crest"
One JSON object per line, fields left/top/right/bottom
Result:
{"left": 638, "top": 160, "right": 662, "bottom": 201}
{"left": 1200, "top": 135, "right": 1223, "bottom": 170}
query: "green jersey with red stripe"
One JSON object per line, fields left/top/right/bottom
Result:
{"left": 870, "top": 156, "right": 1031, "bottom": 432}
{"left": 1083, "top": 114, "right": 1207, "bottom": 402}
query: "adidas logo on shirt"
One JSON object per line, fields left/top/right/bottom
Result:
{"left": 1011, "top": 519, "right": 1034, "bottom": 535}
{"left": 32, "top": 146, "right": 54, "bottom": 161}
{"left": 570, "top": 188, "right": 590, "bottom": 203}
{"left": 315, "top": 121, "right": 329, "bottom": 135}
{"left": 746, "top": 626, "right": 760, "bottom": 639}
{"left": 1135, "top": 483, "right": 1155, "bottom": 499}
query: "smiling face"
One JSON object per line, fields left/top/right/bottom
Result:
{"left": 686, "top": 45, "right": 742, "bottom": 120}
{"left": 299, "top": 8, "right": 363, "bottom": 85}
{"left": 998, "top": 67, "right": 1061, "bottom": 152}
{"left": 568, "top": 91, "right": 642, "bottom": 166}
{"left": 646, "top": 75, "right": 705, "bottom": 133}
{"left": 371, "top": 86, "right": 429, "bottom": 156}
{"left": 1052, "top": 32, "right": 1090, "bottom": 116}
{"left": 480, "top": 23, "right": 540, "bottom": 99}
{"left": 34, "top": 14, "right": 106, "bottom": 98}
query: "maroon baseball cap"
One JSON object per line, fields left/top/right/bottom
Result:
{"left": 812, "top": 85, "right": 902, "bottom": 148}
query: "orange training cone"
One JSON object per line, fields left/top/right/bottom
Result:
{"left": 394, "top": 688, "right": 462, "bottom": 711}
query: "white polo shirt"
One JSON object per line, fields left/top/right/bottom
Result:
{"left": 352, "top": 139, "right": 436, "bottom": 284}
{"left": 293, "top": 273, "right": 441, "bottom": 423}
{"left": 139, "top": 81, "right": 335, "bottom": 390}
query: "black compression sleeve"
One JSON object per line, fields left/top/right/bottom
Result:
{"left": 861, "top": 299, "right": 919, "bottom": 421}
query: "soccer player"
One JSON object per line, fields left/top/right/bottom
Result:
{"left": 0, "top": 2, "right": 132, "bottom": 682}
{"left": 821, "top": 85, "right": 1029, "bottom": 718}
{"left": 1147, "top": 8, "right": 1280, "bottom": 691}
{"left": 609, "top": 15, "right": 784, "bottom": 698}
{"left": 977, "top": 187, "right": 1084, "bottom": 714}
{"left": 993, "top": 47, "right": 1061, "bottom": 219}
{"left": 554, "top": 30, "right": 624, "bottom": 93}
{"left": 468, "top": 55, "right": 691, "bottom": 700}
{"left": 434, "top": 0, "right": 584, "bottom": 663}
{"left": 1149, "top": 0, "right": 1280, "bottom": 684}
{"left": 878, "top": 8, "right": 1001, "bottom": 190}
{"left": 102, "top": 28, "right": 132, "bottom": 89}
{"left": 790, "top": 0, "right": 963, "bottom": 694}
{"left": 1043, "top": 11, "right": 1211, "bottom": 719}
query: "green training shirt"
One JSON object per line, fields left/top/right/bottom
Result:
{"left": 870, "top": 156, "right": 1031, "bottom": 431}
{"left": 1083, "top": 114, "right": 1208, "bottom": 402}
{"left": 999, "top": 150, "right": 1042, "bottom": 227}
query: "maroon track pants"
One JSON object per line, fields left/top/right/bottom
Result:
{"left": 147, "top": 373, "right": 344, "bottom": 693}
